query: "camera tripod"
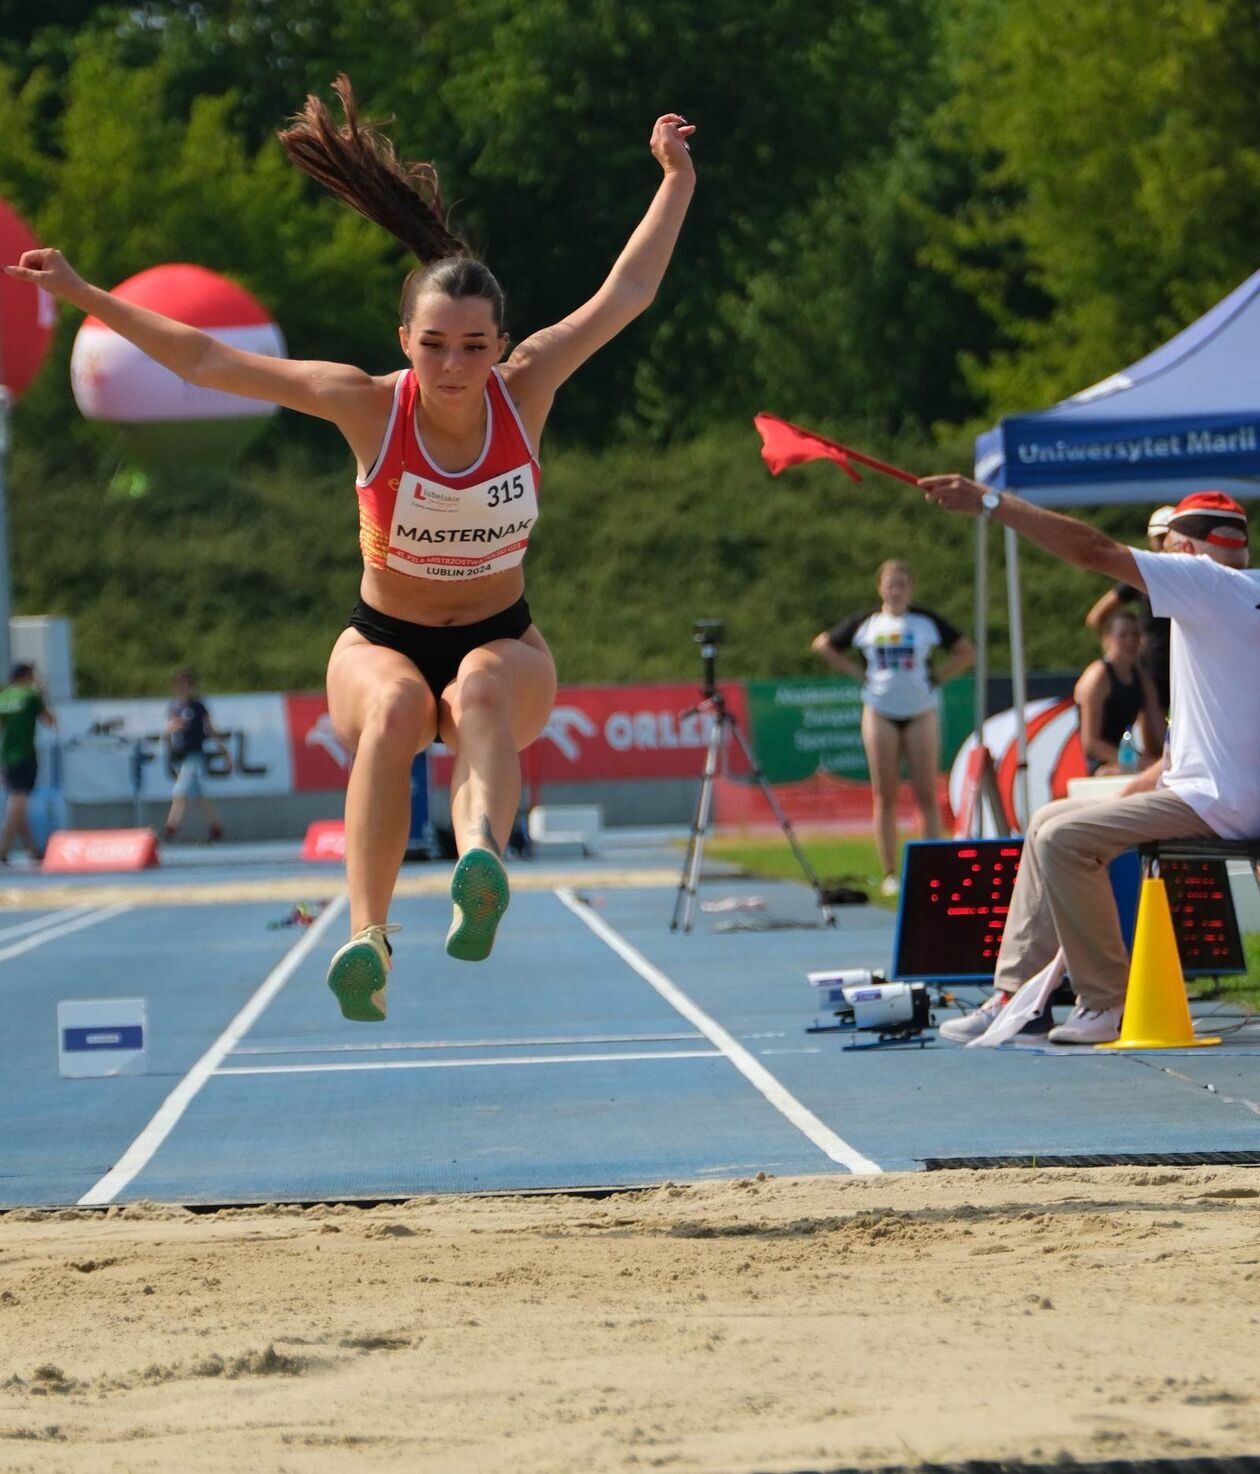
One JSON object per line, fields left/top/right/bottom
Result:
{"left": 670, "top": 627, "right": 836, "bottom": 933}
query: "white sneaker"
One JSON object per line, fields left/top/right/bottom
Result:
{"left": 938, "top": 992, "right": 1006, "bottom": 1043}
{"left": 879, "top": 874, "right": 900, "bottom": 898}
{"left": 1047, "top": 1004, "right": 1122, "bottom": 1045}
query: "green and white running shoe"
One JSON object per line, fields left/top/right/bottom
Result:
{"left": 326, "top": 923, "right": 401, "bottom": 1022}
{"left": 445, "top": 848, "right": 510, "bottom": 962}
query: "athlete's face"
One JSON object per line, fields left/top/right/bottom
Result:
{"left": 879, "top": 569, "right": 911, "bottom": 612}
{"left": 400, "top": 292, "right": 508, "bottom": 407}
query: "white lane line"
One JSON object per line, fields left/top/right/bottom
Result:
{"left": 0, "top": 904, "right": 96, "bottom": 943}
{"left": 555, "top": 888, "right": 882, "bottom": 1176}
{"left": 0, "top": 903, "right": 132, "bottom": 964}
{"left": 230, "top": 1031, "right": 705, "bottom": 1056}
{"left": 78, "top": 895, "right": 347, "bottom": 1206}
{"left": 218, "top": 1048, "right": 721, "bottom": 1077}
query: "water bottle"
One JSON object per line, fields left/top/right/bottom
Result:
{"left": 1117, "top": 728, "right": 1140, "bottom": 773}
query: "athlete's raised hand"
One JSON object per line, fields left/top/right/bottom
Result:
{"left": 4, "top": 248, "right": 90, "bottom": 305}
{"left": 650, "top": 114, "right": 696, "bottom": 176}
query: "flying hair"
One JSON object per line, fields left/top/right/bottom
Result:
{"left": 277, "top": 76, "right": 505, "bottom": 329}
{"left": 277, "top": 75, "right": 469, "bottom": 267}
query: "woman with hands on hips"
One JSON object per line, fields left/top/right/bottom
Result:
{"left": 812, "top": 558, "right": 974, "bottom": 898}
{"left": 7, "top": 77, "right": 697, "bottom": 1022}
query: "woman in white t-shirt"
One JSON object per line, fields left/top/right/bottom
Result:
{"left": 813, "top": 559, "right": 974, "bottom": 896}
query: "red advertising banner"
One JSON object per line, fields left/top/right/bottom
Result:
{"left": 43, "top": 828, "right": 159, "bottom": 872}
{"left": 301, "top": 820, "right": 347, "bottom": 862}
{"left": 284, "top": 683, "right": 751, "bottom": 791}
{"left": 285, "top": 693, "right": 355, "bottom": 792}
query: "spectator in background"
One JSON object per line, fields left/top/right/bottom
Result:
{"left": 163, "top": 669, "right": 227, "bottom": 844}
{"left": 812, "top": 559, "right": 974, "bottom": 897}
{"left": 1085, "top": 503, "right": 1174, "bottom": 711}
{"left": 0, "top": 662, "right": 56, "bottom": 864}
{"left": 1074, "top": 608, "right": 1164, "bottom": 774}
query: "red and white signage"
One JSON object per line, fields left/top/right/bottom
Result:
{"left": 949, "top": 698, "right": 1087, "bottom": 831}
{"left": 301, "top": 820, "right": 346, "bottom": 862}
{"left": 286, "top": 693, "right": 353, "bottom": 792}
{"left": 284, "top": 682, "right": 751, "bottom": 792}
{"left": 43, "top": 828, "right": 159, "bottom": 873}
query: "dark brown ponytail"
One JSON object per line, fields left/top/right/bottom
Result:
{"left": 277, "top": 75, "right": 466, "bottom": 261}
{"left": 278, "top": 76, "right": 505, "bottom": 330}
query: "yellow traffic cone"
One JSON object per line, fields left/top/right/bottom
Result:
{"left": 1100, "top": 875, "right": 1219, "bottom": 1049}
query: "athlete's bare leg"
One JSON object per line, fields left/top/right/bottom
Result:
{"left": 861, "top": 706, "right": 903, "bottom": 881}
{"left": 903, "top": 708, "right": 943, "bottom": 839}
{"left": 326, "top": 629, "right": 439, "bottom": 935}
{"left": 440, "top": 628, "right": 557, "bottom": 856}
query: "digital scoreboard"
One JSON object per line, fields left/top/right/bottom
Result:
{"left": 1160, "top": 855, "right": 1246, "bottom": 977}
{"left": 890, "top": 839, "right": 1245, "bottom": 983}
{"left": 891, "top": 840, "right": 1022, "bottom": 982}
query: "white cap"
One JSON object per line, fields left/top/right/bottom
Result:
{"left": 1147, "top": 504, "right": 1176, "bottom": 538}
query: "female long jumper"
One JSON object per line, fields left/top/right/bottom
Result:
{"left": 8, "top": 78, "right": 696, "bottom": 1020}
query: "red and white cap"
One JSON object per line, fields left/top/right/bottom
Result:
{"left": 1167, "top": 491, "right": 1249, "bottom": 549}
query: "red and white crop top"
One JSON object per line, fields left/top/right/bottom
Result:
{"left": 356, "top": 366, "right": 541, "bottom": 581}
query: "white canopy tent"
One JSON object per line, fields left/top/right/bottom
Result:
{"left": 972, "top": 266, "right": 1260, "bottom": 826}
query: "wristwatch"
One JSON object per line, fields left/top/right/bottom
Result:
{"left": 980, "top": 488, "right": 1002, "bottom": 515}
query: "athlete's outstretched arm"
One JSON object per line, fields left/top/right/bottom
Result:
{"left": 503, "top": 115, "right": 696, "bottom": 421}
{"left": 4, "top": 249, "right": 382, "bottom": 433}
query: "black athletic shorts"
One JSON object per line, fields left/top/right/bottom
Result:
{"left": 347, "top": 595, "right": 533, "bottom": 699}
{"left": 2, "top": 758, "right": 37, "bottom": 794}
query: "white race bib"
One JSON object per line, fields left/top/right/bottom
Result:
{"left": 387, "top": 462, "right": 539, "bottom": 580}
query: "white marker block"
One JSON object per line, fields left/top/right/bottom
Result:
{"left": 57, "top": 998, "right": 147, "bottom": 1078}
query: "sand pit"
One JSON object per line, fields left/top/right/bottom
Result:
{"left": 1, "top": 1166, "right": 1257, "bottom": 1472}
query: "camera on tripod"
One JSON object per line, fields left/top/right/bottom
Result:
{"left": 670, "top": 613, "right": 836, "bottom": 933}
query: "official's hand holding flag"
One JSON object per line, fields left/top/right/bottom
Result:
{"left": 754, "top": 413, "right": 920, "bottom": 488}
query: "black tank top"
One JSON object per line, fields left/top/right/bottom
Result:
{"left": 1099, "top": 660, "right": 1143, "bottom": 746}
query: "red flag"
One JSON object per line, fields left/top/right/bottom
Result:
{"left": 753, "top": 413, "right": 920, "bottom": 488}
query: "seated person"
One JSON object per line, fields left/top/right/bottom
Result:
{"left": 1074, "top": 608, "right": 1164, "bottom": 774}
{"left": 916, "top": 485, "right": 1260, "bottom": 1046}
{"left": 1085, "top": 503, "right": 1174, "bottom": 712}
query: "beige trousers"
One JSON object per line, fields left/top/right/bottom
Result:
{"left": 994, "top": 791, "right": 1216, "bottom": 1011}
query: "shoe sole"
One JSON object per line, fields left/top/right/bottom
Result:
{"left": 446, "top": 849, "right": 510, "bottom": 962}
{"left": 327, "top": 943, "right": 388, "bottom": 1022}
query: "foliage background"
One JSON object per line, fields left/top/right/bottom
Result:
{"left": 2, "top": 0, "right": 1257, "bottom": 694}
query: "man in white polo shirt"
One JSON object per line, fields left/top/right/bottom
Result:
{"left": 917, "top": 483, "right": 1260, "bottom": 1045}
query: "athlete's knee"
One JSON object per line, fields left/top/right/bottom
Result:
{"left": 360, "top": 679, "right": 433, "bottom": 749}
{"left": 453, "top": 664, "right": 510, "bottom": 722}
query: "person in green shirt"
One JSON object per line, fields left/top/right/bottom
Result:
{"left": 0, "top": 662, "right": 57, "bottom": 863}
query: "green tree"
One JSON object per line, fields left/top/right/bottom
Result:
{"left": 927, "top": 0, "right": 1260, "bottom": 414}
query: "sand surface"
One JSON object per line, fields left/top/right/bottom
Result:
{"left": 2, "top": 1167, "right": 1258, "bottom": 1472}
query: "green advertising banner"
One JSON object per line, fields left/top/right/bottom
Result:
{"left": 745, "top": 676, "right": 975, "bottom": 784}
